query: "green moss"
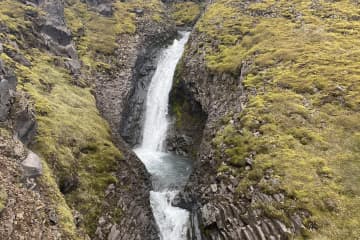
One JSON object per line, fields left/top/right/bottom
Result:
{"left": 15, "top": 51, "right": 123, "bottom": 235}
{"left": 39, "top": 160, "right": 81, "bottom": 239}
{"left": 1, "top": 3, "right": 125, "bottom": 236}
{"left": 202, "top": 0, "right": 360, "bottom": 238}
{"left": 171, "top": 2, "right": 201, "bottom": 26}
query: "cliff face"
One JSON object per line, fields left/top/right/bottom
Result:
{"left": 172, "top": 0, "right": 360, "bottom": 239}
{"left": 0, "top": 0, "right": 181, "bottom": 239}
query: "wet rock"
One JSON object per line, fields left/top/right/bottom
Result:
{"left": 171, "top": 22, "right": 304, "bottom": 240}
{"left": 21, "top": 151, "right": 42, "bottom": 178}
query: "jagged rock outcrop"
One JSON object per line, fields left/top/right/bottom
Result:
{"left": 34, "top": 0, "right": 81, "bottom": 74}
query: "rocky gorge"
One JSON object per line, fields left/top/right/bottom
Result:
{"left": 1, "top": 0, "right": 360, "bottom": 240}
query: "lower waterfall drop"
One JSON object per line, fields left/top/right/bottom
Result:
{"left": 134, "top": 32, "right": 192, "bottom": 240}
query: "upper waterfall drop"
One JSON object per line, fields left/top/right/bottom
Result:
{"left": 140, "top": 32, "right": 190, "bottom": 152}
{"left": 134, "top": 31, "right": 192, "bottom": 240}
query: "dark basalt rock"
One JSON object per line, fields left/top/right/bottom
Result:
{"left": 119, "top": 47, "right": 161, "bottom": 147}
{"left": 3, "top": 46, "right": 31, "bottom": 67}
{"left": 34, "top": 0, "right": 81, "bottom": 67}
{"left": 118, "top": 27, "right": 177, "bottom": 147}
{"left": 0, "top": 60, "right": 17, "bottom": 122}
{"left": 13, "top": 93, "right": 37, "bottom": 146}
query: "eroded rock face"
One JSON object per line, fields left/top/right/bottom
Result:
{"left": 119, "top": 34, "right": 176, "bottom": 146}
{"left": 34, "top": 0, "right": 81, "bottom": 74}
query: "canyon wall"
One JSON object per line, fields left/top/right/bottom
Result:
{"left": 171, "top": 0, "right": 360, "bottom": 239}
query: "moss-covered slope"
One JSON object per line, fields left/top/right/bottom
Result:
{"left": 187, "top": 0, "right": 360, "bottom": 239}
{"left": 0, "top": 0, "right": 125, "bottom": 236}
{"left": 0, "top": 0, "right": 173, "bottom": 238}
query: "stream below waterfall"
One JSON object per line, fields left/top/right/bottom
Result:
{"left": 133, "top": 32, "right": 192, "bottom": 240}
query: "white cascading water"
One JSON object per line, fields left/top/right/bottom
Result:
{"left": 134, "top": 32, "right": 192, "bottom": 240}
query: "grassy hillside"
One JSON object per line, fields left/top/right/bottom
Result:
{"left": 0, "top": 0, "right": 125, "bottom": 236}
{"left": 0, "top": 0, "right": 176, "bottom": 237}
{"left": 198, "top": 0, "right": 360, "bottom": 239}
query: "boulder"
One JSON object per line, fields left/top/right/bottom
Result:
{"left": 21, "top": 151, "right": 42, "bottom": 178}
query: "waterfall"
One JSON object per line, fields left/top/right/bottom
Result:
{"left": 140, "top": 32, "right": 190, "bottom": 151}
{"left": 134, "top": 32, "right": 192, "bottom": 240}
